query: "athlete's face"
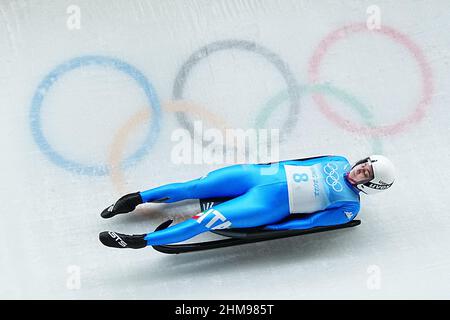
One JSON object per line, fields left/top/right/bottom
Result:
{"left": 348, "top": 161, "right": 374, "bottom": 185}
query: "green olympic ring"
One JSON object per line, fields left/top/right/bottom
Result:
{"left": 254, "top": 83, "right": 383, "bottom": 154}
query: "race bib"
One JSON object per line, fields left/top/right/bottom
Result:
{"left": 284, "top": 164, "right": 327, "bottom": 213}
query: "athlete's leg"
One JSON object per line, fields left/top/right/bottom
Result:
{"left": 101, "top": 164, "right": 268, "bottom": 218}
{"left": 143, "top": 182, "right": 290, "bottom": 246}
{"left": 140, "top": 164, "right": 260, "bottom": 203}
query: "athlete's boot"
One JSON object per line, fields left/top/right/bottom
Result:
{"left": 100, "top": 192, "right": 143, "bottom": 218}
{"left": 99, "top": 231, "right": 147, "bottom": 249}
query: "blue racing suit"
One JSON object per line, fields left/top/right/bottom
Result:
{"left": 141, "top": 155, "right": 360, "bottom": 246}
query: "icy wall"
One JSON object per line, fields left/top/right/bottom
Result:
{"left": 0, "top": 0, "right": 449, "bottom": 298}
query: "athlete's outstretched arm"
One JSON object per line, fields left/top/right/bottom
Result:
{"left": 264, "top": 202, "right": 360, "bottom": 230}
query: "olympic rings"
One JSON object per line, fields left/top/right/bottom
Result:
{"left": 31, "top": 23, "right": 432, "bottom": 180}
{"left": 308, "top": 23, "right": 433, "bottom": 136}
{"left": 254, "top": 83, "right": 383, "bottom": 154}
{"left": 172, "top": 39, "right": 300, "bottom": 144}
{"left": 29, "top": 55, "right": 162, "bottom": 176}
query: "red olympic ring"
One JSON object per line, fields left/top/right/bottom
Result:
{"left": 308, "top": 23, "right": 433, "bottom": 137}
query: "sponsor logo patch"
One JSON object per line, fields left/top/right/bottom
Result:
{"left": 193, "top": 209, "right": 232, "bottom": 230}
{"left": 108, "top": 231, "right": 127, "bottom": 247}
{"left": 344, "top": 211, "right": 354, "bottom": 220}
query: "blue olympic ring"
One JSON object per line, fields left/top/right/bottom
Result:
{"left": 29, "top": 55, "right": 162, "bottom": 176}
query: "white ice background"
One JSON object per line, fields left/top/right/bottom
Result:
{"left": 0, "top": 0, "right": 449, "bottom": 299}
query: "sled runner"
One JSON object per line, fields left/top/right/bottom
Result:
{"left": 151, "top": 219, "right": 361, "bottom": 254}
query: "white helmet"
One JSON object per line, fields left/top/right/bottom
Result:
{"left": 352, "top": 155, "right": 396, "bottom": 195}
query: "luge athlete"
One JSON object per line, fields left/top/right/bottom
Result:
{"left": 99, "top": 155, "right": 395, "bottom": 249}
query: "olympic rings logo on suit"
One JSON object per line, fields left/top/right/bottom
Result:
{"left": 323, "top": 163, "right": 343, "bottom": 192}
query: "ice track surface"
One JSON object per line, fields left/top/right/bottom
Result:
{"left": 1, "top": 0, "right": 449, "bottom": 299}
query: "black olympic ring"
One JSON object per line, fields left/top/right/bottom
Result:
{"left": 172, "top": 39, "right": 300, "bottom": 146}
